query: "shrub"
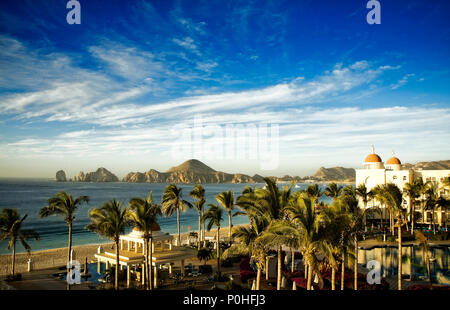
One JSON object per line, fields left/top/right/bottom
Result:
{"left": 5, "top": 274, "right": 22, "bottom": 282}
{"left": 221, "top": 258, "right": 233, "bottom": 267}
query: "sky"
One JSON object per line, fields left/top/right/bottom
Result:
{"left": 0, "top": 0, "right": 449, "bottom": 178}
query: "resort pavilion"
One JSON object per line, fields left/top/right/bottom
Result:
{"left": 94, "top": 224, "right": 196, "bottom": 288}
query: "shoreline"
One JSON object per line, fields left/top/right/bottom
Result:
{"left": 0, "top": 223, "right": 247, "bottom": 276}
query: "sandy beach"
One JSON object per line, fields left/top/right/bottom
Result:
{"left": 0, "top": 224, "right": 245, "bottom": 276}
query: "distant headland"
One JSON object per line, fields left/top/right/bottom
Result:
{"left": 55, "top": 159, "right": 450, "bottom": 184}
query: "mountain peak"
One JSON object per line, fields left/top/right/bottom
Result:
{"left": 167, "top": 159, "right": 216, "bottom": 173}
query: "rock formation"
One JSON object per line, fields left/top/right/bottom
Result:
{"left": 55, "top": 170, "right": 67, "bottom": 182}
{"left": 123, "top": 159, "right": 264, "bottom": 184}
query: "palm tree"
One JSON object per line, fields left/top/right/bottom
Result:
{"left": 215, "top": 190, "right": 236, "bottom": 245}
{"left": 322, "top": 204, "right": 352, "bottom": 290}
{"left": 424, "top": 183, "right": 439, "bottom": 234}
{"left": 236, "top": 178, "right": 293, "bottom": 286}
{"left": 0, "top": 209, "right": 40, "bottom": 278}
{"left": 324, "top": 182, "right": 343, "bottom": 202}
{"left": 256, "top": 219, "right": 302, "bottom": 290}
{"left": 384, "top": 183, "right": 407, "bottom": 290}
{"left": 356, "top": 184, "right": 371, "bottom": 229}
{"left": 190, "top": 184, "right": 206, "bottom": 249}
{"left": 39, "top": 191, "right": 89, "bottom": 289}
{"left": 162, "top": 184, "right": 192, "bottom": 246}
{"left": 197, "top": 247, "right": 213, "bottom": 265}
{"left": 202, "top": 204, "right": 223, "bottom": 277}
{"left": 128, "top": 191, "right": 162, "bottom": 290}
{"left": 339, "top": 188, "right": 364, "bottom": 290}
{"left": 404, "top": 181, "right": 421, "bottom": 234}
{"left": 232, "top": 218, "right": 266, "bottom": 289}
{"left": 305, "top": 184, "right": 323, "bottom": 207}
{"left": 284, "top": 195, "right": 331, "bottom": 290}
{"left": 86, "top": 200, "right": 129, "bottom": 290}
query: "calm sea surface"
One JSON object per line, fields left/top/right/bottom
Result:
{"left": 0, "top": 179, "right": 333, "bottom": 254}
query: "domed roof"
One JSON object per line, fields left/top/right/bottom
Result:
{"left": 365, "top": 153, "right": 382, "bottom": 163}
{"left": 386, "top": 157, "right": 401, "bottom": 165}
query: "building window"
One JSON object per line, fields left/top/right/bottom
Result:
{"left": 403, "top": 176, "right": 407, "bottom": 181}
{"left": 393, "top": 176, "right": 397, "bottom": 180}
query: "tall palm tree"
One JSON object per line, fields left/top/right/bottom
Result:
{"left": 190, "top": 184, "right": 206, "bottom": 249}
{"left": 256, "top": 219, "right": 302, "bottom": 290}
{"left": 0, "top": 208, "right": 40, "bottom": 278}
{"left": 284, "top": 195, "right": 331, "bottom": 290}
{"left": 39, "top": 191, "right": 89, "bottom": 289}
{"left": 305, "top": 184, "right": 323, "bottom": 207}
{"left": 356, "top": 184, "right": 371, "bottom": 229}
{"left": 86, "top": 200, "right": 129, "bottom": 290}
{"left": 404, "top": 181, "right": 421, "bottom": 234}
{"left": 416, "top": 178, "right": 431, "bottom": 226}
{"left": 215, "top": 190, "right": 237, "bottom": 245}
{"left": 202, "top": 204, "right": 223, "bottom": 277}
{"left": 324, "top": 182, "right": 343, "bottom": 202}
{"left": 338, "top": 188, "right": 364, "bottom": 290}
{"left": 384, "top": 183, "right": 406, "bottom": 290}
{"left": 424, "top": 183, "right": 439, "bottom": 234}
{"left": 162, "top": 184, "right": 192, "bottom": 246}
{"left": 322, "top": 204, "right": 352, "bottom": 290}
{"left": 232, "top": 216, "right": 267, "bottom": 289}
{"left": 237, "top": 178, "right": 293, "bottom": 286}
{"left": 128, "top": 191, "right": 162, "bottom": 290}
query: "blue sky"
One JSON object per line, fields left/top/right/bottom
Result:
{"left": 0, "top": 0, "right": 449, "bottom": 178}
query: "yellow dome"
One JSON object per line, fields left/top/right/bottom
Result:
{"left": 386, "top": 157, "right": 401, "bottom": 165}
{"left": 365, "top": 154, "right": 382, "bottom": 163}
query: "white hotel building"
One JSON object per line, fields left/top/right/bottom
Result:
{"left": 355, "top": 148, "right": 450, "bottom": 226}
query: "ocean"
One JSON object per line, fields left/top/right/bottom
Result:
{"left": 0, "top": 179, "right": 334, "bottom": 254}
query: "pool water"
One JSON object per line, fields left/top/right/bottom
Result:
{"left": 360, "top": 246, "right": 450, "bottom": 285}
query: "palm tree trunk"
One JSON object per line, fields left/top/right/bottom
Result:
{"left": 198, "top": 213, "right": 202, "bottom": 250}
{"left": 11, "top": 240, "right": 16, "bottom": 277}
{"left": 115, "top": 239, "right": 120, "bottom": 290}
{"left": 277, "top": 246, "right": 281, "bottom": 290}
{"left": 202, "top": 209, "right": 206, "bottom": 246}
{"left": 341, "top": 253, "right": 345, "bottom": 290}
{"left": 304, "top": 261, "right": 308, "bottom": 279}
{"left": 398, "top": 224, "right": 402, "bottom": 291}
{"left": 411, "top": 201, "right": 415, "bottom": 234}
{"left": 216, "top": 227, "right": 221, "bottom": 277}
{"left": 331, "top": 267, "right": 336, "bottom": 290}
{"left": 363, "top": 202, "right": 367, "bottom": 229}
{"left": 307, "top": 263, "right": 312, "bottom": 290}
{"left": 143, "top": 239, "right": 147, "bottom": 289}
{"left": 67, "top": 223, "right": 72, "bottom": 290}
{"left": 228, "top": 212, "right": 233, "bottom": 245}
{"left": 256, "top": 265, "right": 261, "bottom": 290}
{"left": 149, "top": 235, "right": 153, "bottom": 290}
{"left": 291, "top": 248, "right": 295, "bottom": 273}
{"left": 177, "top": 208, "right": 181, "bottom": 246}
{"left": 354, "top": 237, "right": 358, "bottom": 290}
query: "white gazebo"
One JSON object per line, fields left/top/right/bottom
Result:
{"left": 95, "top": 225, "right": 196, "bottom": 288}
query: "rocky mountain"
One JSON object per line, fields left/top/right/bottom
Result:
{"left": 55, "top": 170, "right": 67, "bottom": 182}
{"left": 403, "top": 160, "right": 450, "bottom": 170}
{"left": 313, "top": 167, "right": 355, "bottom": 182}
{"left": 123, "top": 159, "right": 264, "bottom": 184}
{"left": 76, "top": 168, "right": 119, "bottom": 182}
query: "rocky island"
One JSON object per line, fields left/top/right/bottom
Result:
{"left": 123, "top": 159, "right": 265, "bottom": 184}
